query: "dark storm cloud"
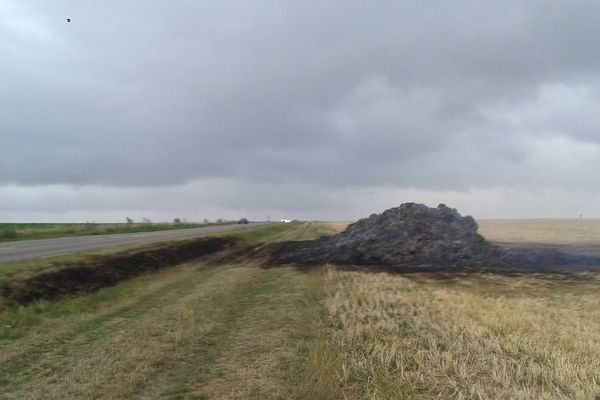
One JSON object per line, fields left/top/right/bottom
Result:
{"left": 3, "top": 1, "right": 600, "bottom": 191}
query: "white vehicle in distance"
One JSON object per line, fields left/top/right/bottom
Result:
{"left": 280, "top": 219, "right": 292, "bottom": 223}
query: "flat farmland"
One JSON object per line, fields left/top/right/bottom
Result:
{"left": 479, "top": 218, "right": 600, "bottom": 245}
{"left": 480, "top": 218, "right": 600, "bottom": 258}
{"left": 1, "top": 220, "right": 600, "bottom": 399}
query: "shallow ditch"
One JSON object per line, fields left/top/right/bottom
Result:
{"left": 1, "top": 236, "right": 239, "bottom": 304}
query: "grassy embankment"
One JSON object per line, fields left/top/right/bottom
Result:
{"left": 2, "top": 220, "right": 600, "bottom": 399}
{"left": 0, "top": 222, "right": 236, "bottom": 243}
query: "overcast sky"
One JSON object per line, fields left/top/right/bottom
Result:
{"left": 2, "top": 1, "right": 600, "bottom": 222}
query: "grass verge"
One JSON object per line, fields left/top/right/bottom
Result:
{"left": 0, "top": 222, "right": 237, "bottom": 243}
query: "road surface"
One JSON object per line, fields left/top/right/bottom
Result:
{"left": 0, "top": 223, "right": 270, "bottom": 265}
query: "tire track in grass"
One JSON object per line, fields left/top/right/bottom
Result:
{"left": 278, "top": 222, "right": 309, "bottom": 242}
{"left": 194, "top": 267, "right": 328, "bottom": 400}
{"left": 52, "top": 266, "right": 259, "bottom": 400}
{"left": 0, "top": 263, "right": 220, "bottom": 393}
{"left": 264, "top": 225, "right": 299, "bottom": 243}
{"left": 0, "top": 265, "right": 202, "bottom": 363}
{"left": 134, "top": 266, "right": 311, "bottom": 399}
{"left": 294, "top": 222, "right": 312, "bottom": 241}
{"left": 1, "top": 265, "right": 262, "bottom": 399}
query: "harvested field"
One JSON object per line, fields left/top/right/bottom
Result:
{"left": 479, "top": 218, "right": 600, "bottom": 246}
{"left": 1, "top": 220, "right": 600, "bottom": 399}
{"left": 311, "top": 268, "right": 600, "bottom": 399}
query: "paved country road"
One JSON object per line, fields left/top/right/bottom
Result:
{"left": 0, "top": 223, "right": 271, "bottom": 265}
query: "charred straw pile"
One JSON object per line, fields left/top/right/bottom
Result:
{"left": 270, "top": 203, "right": 600, "bottom": 271}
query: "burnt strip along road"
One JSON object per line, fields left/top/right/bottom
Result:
{"left": 0, "top": 223, "right": 271, "bottom": 265}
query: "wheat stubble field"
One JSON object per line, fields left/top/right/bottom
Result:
{"left": 1, "top": 220, "right": 600, "bottom": 399}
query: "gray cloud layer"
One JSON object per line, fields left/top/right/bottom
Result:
{"left": 2, "top": 1, "right": 600, "bottom": 220}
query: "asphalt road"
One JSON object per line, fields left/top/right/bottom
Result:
{"left": 0, "top": 223, "right": 270, "bottom": 265}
